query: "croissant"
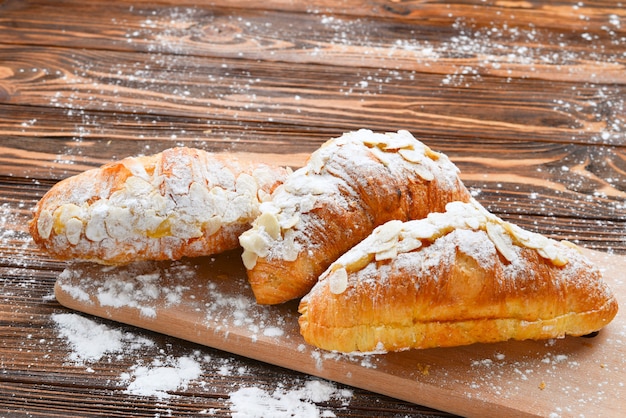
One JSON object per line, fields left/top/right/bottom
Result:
{"left": 298, "top": 199, "right": 619, "bottom": 353}
{"left": 30, "top": 147, "right": 289, "bottom": 265}
{"left": 239, "top": 129, "right": 472, "bottom": 304}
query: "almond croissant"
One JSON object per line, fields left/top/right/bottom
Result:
{"left": 30, "top": 147, "right": 289, "bottom": 265}
{"left": 298, "top": 200, "right": 619, "bottom": 353}
{"left": 239, "top": 130, "right": 472, "bottom": 304}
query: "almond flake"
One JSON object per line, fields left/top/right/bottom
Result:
{"left": 373, "top": 220, "right": 404, "bottom": 242}
{"left": 257, "top": 212, "right": 281, "bottom": 240}
{"left": 241, "top": 250, "right": 258, "bottom": 270}
{"left": 65, "top": 218, "right": 83, "bottom": 245}
{"left": 37, "top": 209, "right": 53, "bottom": 239}
{"left": 328, "top": 267, "right": 348, "bottom": 295}
{"left": 239, "top": 231, "right": 270, "bottom": 258}
{"left": 375, "top": 246, "right": 398, "bottom": 261}
{"left": 486, "top": 222, "right": 516, "bottom": 262}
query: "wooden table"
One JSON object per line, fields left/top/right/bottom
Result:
{"left": 1, "top": 1, "right": 624, "bottom": 416}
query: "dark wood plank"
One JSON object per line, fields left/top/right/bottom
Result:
{"left": 1, "top": 46, "right": 625, "bottom": 148}
{"left": 1, "top": 0, "right": 624, "bottom": 83}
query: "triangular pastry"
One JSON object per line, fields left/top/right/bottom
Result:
{"left": 30, "top": 147, "right": 288, "bottom": 265}
{"left": 298, "top": 200, "right": 619, "bottom": 353}
{"left": 239, "top": 130, "right": 472, "bottom": 304}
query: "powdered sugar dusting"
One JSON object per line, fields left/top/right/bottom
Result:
{"left": 455, "top": 228, "right": 497, "bottom": 270}
{"left": 229, "top": 379, "right": 352, "bottom": 418}
{"left": 51, "top": 313, "right": 155, "bottom": 364}
{"left": 55, "top": 251, "right": 292, "bottom": 343}
{"left": 0, "top": 202, "right": 32, "bottom": 269}
{"left": 458, "top": 342, "right": 625, "bottom": 417}
{"left": 120, "top": 355, "right": 202, "bottom": 399}
{"left": 51, "top": 311, "right": 353, "bottom": 408}
{"left": 57, "top": 261, "right": 194, "bottom": 318}
{"left": 203, "top": 278, "right": 289, "bottom": 341}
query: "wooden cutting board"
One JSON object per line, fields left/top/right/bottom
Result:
{"left": 55, "top": 247, "right": 625, "bottom": 418}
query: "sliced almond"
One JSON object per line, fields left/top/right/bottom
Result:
{"left": 309, "top": 149, "right": 325, "bottom": 174}
{"left": 375, "top": 246, "right": 398, "bottom": 261}
{"left": 373, "top": 220, "right": 404, "bottom": 242}
{"left": 85, "top": 203, "right": 109, "bottom": 242}
{"left": 411, "top": 163, "right": 435, "bottom": 182}
{"left": 280, "top": 214, "right": 300, "bottom": 230}
{"left": 241, "top": 250, "right": 259, "bottom": 270}
{"left": 362, "top": 133, "right": 388, "bottom": 149}
{"left": 239, "top": 230, "right": 270, "bottom": 258}
{"left": 368, "top": 146, "right": 392, "bottom": 166}
{"left": 256, "top": 212, "right": 281, "bottom": 240}
{"left": 104, "top": 206, "right": 133, "bottom": 240}
{"left": 65, "top": 218, "right": 83, "bottom": 245}
{"left": 236, "top": 173, "right": 258, "bottom": 197}
{"left": 328, "top": 267, "right": 348, "bottom": 295}
{"left": 124, "top": 175, "right": 153, "bottom": 195}
{"left": 54, "top": 203, "right": 82, "bottom": 228}
{"left": 382, "top": 131, "right": 416, "bottom": 150}
{"left": 203, "top": 216, "right": 223, "bottom": 237}
{"left": 486, "top": 222, "right": 516, "bottom": 262}
{"left": 36, "top": 209, "right": 54, "bottom": 239}
{"left": 396, "top": 234, "right": 423, "bottom": 253}
{"left": 397, "top": 148, "right": 425, "bottom": 163}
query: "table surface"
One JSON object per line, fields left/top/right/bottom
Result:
{"left": 1, "top": 1, "right": 625, "bottom": 417}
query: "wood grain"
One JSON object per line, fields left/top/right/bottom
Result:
{"left": 1, "top": 1, "right": 625, "bottom": 83}
{"left": 1, "top": 44, "right": 624, "bottom": 144}
{"left": 1, "top": 0, "right": 625, "bottom": 416}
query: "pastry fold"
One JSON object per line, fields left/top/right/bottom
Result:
{"left": 30, "top": 147, "right": 288, "bottom": 265}
{"left": 239, "top": 130, "right": 471, "bottom": 304}
{"left": 298, "top": 200, "right": 619, "bottom": 353}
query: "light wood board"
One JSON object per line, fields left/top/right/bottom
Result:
{"left": 55, "top": 248, "right": 625, "bottom": 418}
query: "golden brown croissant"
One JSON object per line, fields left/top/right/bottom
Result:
{"left": 239, "top": 129, "right": 472, "bottom": 304}
{"left": 298, "top": 199, "right": 619, "bottom": 353}
{"left": 30, "top": 147, "right": 289, "bottom": 265}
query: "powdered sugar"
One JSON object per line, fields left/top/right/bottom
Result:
{"left": 455, "top": 228, "right": 497, "bottom": 270}
{"left": 51, "top": 311, "right": 353, "bottom": 409}
{"left": 51, "top": 313, "right": 155, "bottom": 364}
{"left": 57, "top": 261, "right": 194, "bottom": 318}
{"left": 120, "top": 355, "right": 203, "bottom": 399}
{"left": 55, "top": 251, "right": 292, "bottom": 345}
{"left": 0, "top": 202, "right": 33, "bottom": 269}
{"left": 229, "top": 379, "right": 352, "bottom": 418}
{"left": 203, "top": 278, "right": 289, "bottom": 341}
{"left": 51, "top": 312, "right": 210, "bottom": 399}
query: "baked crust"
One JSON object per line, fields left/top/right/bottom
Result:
{"left": 298, "top": 200, "right": 619, "bottom": 352}
{"left": 239, "top": 130, "right": 471, "bottom": 304}
{"left": 29, "top": 147, "right": 288, "bottom": 265}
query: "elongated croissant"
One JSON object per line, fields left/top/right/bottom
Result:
{"left": 299, "top": 200, "right": 619, "bottom": 353}
{"left": 30, "top": 147, "right": 289, "bottom": 265}
{"left": 239, "top": 129, "right": 472, "bottom": 304}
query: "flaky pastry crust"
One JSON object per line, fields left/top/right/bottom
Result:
{"left": 240, "top": 130, "right": 471, "bottom": 304}
{"left": 298, "top": 200, "right": 619, "bottom": 352}
{"left": 29, "top": 147, "right": 288, "bottom": 265}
